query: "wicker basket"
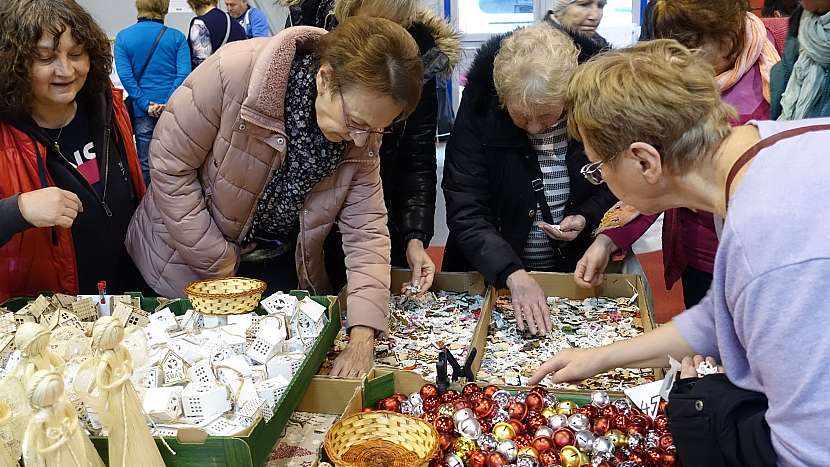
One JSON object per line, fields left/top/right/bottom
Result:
{"left": 324, "top": 411, "right": 438, "bottom": 467}
{"left": 184, "top": 277, "right": 267, "bottom": 315}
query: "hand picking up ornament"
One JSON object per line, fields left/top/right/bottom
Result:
{"left": 370, "top": 383, "right": 678, "bottom": 467}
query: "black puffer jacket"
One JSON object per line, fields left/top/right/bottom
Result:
{"left": 285, "top": 0, "right": 461, "bottom": 262}
{"left": 441, "top": 24, "right": 616, "bottom": 287}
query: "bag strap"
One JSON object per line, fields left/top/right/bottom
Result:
{"left": 526, "top": 154, "right": 566, "bottom": 255}
{"left": 135, "top": 26, "right": 168, "bottom": 84}
{"left": 725, "top": 124, "right": 830, "bottom": 206}
{"left": 221, "top": 11, "right": 232, "bottom": 47}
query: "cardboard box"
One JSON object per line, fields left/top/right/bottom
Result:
{"left": 470, "top": 272, "right": 663, "bottom": 392}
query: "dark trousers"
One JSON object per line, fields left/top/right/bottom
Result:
{"left": 681, "top": 266, "right": 713, "bottom": 309}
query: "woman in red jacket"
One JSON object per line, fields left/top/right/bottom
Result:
{"left": 0, "top": 0, "right": 147, "bottom": 301}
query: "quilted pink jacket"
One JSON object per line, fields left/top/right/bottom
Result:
{"left": 126, "top": 27, "right": 392, "bottom": 333}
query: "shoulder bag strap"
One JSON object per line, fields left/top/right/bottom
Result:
{"left": 135, "top": 26, "right": 168, "bottom": 84}
{"left": 725, "top": 124, "right": 830, "bottom": 206}
{"left": 222, "top": 11, "right": 232, "bottom": 47}
{"left": 526, "top": 154, "right": 567, "bottom": 256}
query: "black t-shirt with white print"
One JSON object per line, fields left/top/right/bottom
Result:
{"left": 41, "top": 104, "right": 102, "bottom": 196}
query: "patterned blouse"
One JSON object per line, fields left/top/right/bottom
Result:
{"left": 245, "top": 53, "right": 347, "bottom": 248}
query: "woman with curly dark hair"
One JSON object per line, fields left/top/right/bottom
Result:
{"left": 0, "top": 0, "right": 147, "bottom": 301}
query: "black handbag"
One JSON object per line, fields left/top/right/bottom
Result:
{"left": 125, "top": 26, "right": 167, "bottom": 124}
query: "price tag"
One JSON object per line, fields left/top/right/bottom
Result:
{"left": 624, "top": 355, "right": 682, "bottom": 419}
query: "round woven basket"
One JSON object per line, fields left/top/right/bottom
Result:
{"left": 324, "top": 411, "right": 438, "bottom": 467}
{"left": 183, "top": 277, "right": 267, "bottom": 315}
{"left": 325, "top": 410, "right": 438, "bottom": 467}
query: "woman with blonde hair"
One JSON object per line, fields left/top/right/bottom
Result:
{"left": 126, "top": 17, "right": 423, "bottom": 377}
{"left": 283, "top": 0, "right": 460, "bottom": 294}
{"left": 442, "top": 22, "right": 616, "bottom": 336}
{"left": 531, "top": 38, "right": 830, "bottom": 465}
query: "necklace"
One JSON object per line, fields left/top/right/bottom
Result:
{"left": 48, "top": 102, "right": 78, "bottom": 151}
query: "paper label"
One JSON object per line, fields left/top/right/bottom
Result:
{"left": 624, "top": 380, "right": 663, "bottom": 419}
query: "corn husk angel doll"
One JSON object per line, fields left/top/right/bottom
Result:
{"left": 74, "top": 317, "right": 165, "bottom": 467}
{"left": 21, "top": 370, "right": 104, "bottom": 467}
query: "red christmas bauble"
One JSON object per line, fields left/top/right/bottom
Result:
{"left": 453, "top": 399, "right": 472, "bottom": 412}
{"left": 627, "top": 424, "right": 646, "bottom": 437}
{"left": 527, "top": 412, "right": 547, "bottom": 432}
{"left": 379, "top": 397, "right": 400, "bottom": 412}
{"left": 429, "top": 459, "right": 448, "bottom": 467}
{"left": 630, "top": 413, "right": 651, "bottom": 431}
{"left": 531, "top": 436, "right": 554, "bottom": 453}
{"left": 424, "top": 396, "right": 440, "bottom": 413}
{"left": 553, "top": 427, "right": 576, "bottom": 448}
{"left": 434, "top": 416, "right": 454, "bottom": 434}
{"left": 514, "top": 434, "right": 532, "bottom": 449}
{"left": 530, "top": 386, "right": 548, "bottom": 397}
{"left": 441, "top": 390, "right": 461, "bottom": 404}
{"left": 592, "top": 416, "right": 610, "bottom": 435}
{"left": 507, "top": 419, "right": 526, "bottom": 435}
{"left": 469, "top": 451, "right": 488, "bottom": 467}
{"left": 628, "top": 449, "right": 650, "bottom": 466}
{"left": 539, "top": 449, "right": 559, "bottom": 465}
{"left": 439, "top": 432, "right": 455, "bottom": 451}
{"left": 394, "top": 393, "right": 407, "bottom": 402}
{"left": 487, "top": 452, "right": 508, "bottom": 467}
{"left": 507, "top": 402, "right": 528, "bottom": 420}
{"left": 421, "top": 384, "right": 438, "bottom": 400}
{"left": 612, "top": 414, "right": 629, "bottom": 431}
{"left": 463, "top": 383, "right": 482, "bottom": 397}
{"left": 525, "top": 393, "right": 545, "bottom": 412}
{"left": 601, "top": 405, "right": 619, "bottom": 419}
{"left": 468, "top": 391, "right": 486, "bottom": 405}
{"left": 479, "top": 419, "right": 493, "bottom": 434}
{"left": 654, "top": 415, "right": 669, "bottom": 433}
{"left": 475, "top": 399, "right": 496, "bottom": 419}
{"left": 660, "top": 451, "right": 678, "bottom": 466}
{"left": 647, "top": 447, "right": 663, "bottom": 464}
{"left": 578, "top": 405, "right": 597, "bottom": 419}
{"left": 659, "top": 434, "right": 674, "bottom": 450}
{"left": 424, "top": 412, "right": 439, "bottom": 424}
{"left": 483, "top": 385, "right": 500, "bottom": 398}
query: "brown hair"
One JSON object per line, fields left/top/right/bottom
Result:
{"left": 0, "top": 0, "right": 112, "bottom": 120}
{"left": 278, "top": 0, "right": 417, "bottom": 27}
{"left": 186, "top": 0, "right": 217, "bottom": 11}
{"left": 567, "top": 39, "right": 735, "bottom": 174}
{"left": 317, "top": 16, "right": 423, "bottom": 119}
{"left": 653, "top": 0, "right": 749, "bottom": 65}
{"left": 136, "top": 0, "right": 170, "bottom": 20}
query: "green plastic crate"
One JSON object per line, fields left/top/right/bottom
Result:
{"left": 2, "top": 291, "right": 341, "bottom": 467}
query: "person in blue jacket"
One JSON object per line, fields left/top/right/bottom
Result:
{"left": 226, "top": 0, "right": 272, "bottom": 38}
{"left": 115, "top": 0, "right": 190, "bottom": 184}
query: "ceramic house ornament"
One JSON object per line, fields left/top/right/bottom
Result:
{"left": 296, "top": 297, "right": 327, "bottom": 340}
{"left": 133, "top": 365, "right": 162, "bottom": 390}
{"left": 181, "top": 382, "right": 231, "bottom": 419}
{"left": 142, "top": 387, "right": 183, "bottom": 423}
{"left": 160, "top": 349, "right": 189, "bottom": 386}
{"left": 245, "top": 317, "right": 287, "bottom": 364}
{"left": 70, "top": 299, "right": 99, "bottom": 323}
{"left": 111, "top": 302, "right": 149, "bottom": 328}
{"left": 148, "top": 308, "right": 178, "bottom": 332}
{"left": 254, "top": 375, "right": 290, "bottom": 406}
{"left": 260, "top": 292, "right": 298, "bottom": 316}
{"left": 265, "top": 353, "right": 304, "bottom": 381}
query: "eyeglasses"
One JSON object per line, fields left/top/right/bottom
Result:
{"left": 581, "top": 160, "right": 606, "bottom": 185}
{"left": 338, "top": 84, "right": 393, "bottom": 146}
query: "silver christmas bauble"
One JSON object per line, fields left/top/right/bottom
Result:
{"left": 492, "top": 390, "right": 512, "bottom": 408}
{"left": 492, "top": 408, "right": 510, "bottom": 424}
{"left": 567, "top": 413, "right": 591, "bottom": 432}
{"left": 477, "top": 433, "right": 499, "bottom": 451}
{"left": 408, "top": 393, "right": 423, "bottom": 407}
{"left": 612, "top": 399, "right": 631, "bottom": 413}
{"left": 457, "top": 417, "right": 483, "bottom": 439}
{"left": 627, "top": 432, "right": 643, "bottom": 450}
{"left": 618, "top": 462, "right": 638, "bottom": 467}
{"left": 444, "top": 453, "right": 464, "bottom": 467}
{"left": 548, "top": 414, "right": 568, "bottom": 430}
{"left": 543, "top": 393, "right": 559, "bottom": 408}
{"left": 576, "top": 430, "right": 596, "bottom": 451}
{"left": 514, "top": 391, "right": 529, "bottom": 404}
{"left": 592, "top": 436, "right": 615, "bottom": 455}
{"left": 535, "top": 426, "right": 555, "bottom": 438}
{"left": 516, "top": 455, "right": 539, "bottom": 467}
{"left": 590, "top": 390, "right": 610, "bottom": 408}
{"left": 497, "top": 440, "right": 518, "bottom": 462}
{"left": 453, "top": 408, "right": 476, "bottom": 426}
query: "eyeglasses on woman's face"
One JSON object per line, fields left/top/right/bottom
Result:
{"left": 581, "top": 160, "right": 607, "bottom": 185}
{"left": 337, "top": 84, "right": 393, "bottom": 146}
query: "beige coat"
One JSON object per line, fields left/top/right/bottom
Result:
{"left": 126, "top": 27, "right": 391, "bottom": 333}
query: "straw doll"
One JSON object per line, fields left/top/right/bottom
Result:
{"left": 82, "top": 317, "right": 165, "bottom": 467}
{"left": 13, "top": 322, "right": 65, "bottom": 382}
{"left": 21, "top": 370, "right": 104, "bottom": 467}
{"left": 0, "top": 397, "right": 23, "bottom": 467}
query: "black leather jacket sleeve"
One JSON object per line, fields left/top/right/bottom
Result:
{"left": 443, "top": 99, "right": 525, "bottom": 287}
{"left": 382, "top": 75, "right": 439, "bottom": 248}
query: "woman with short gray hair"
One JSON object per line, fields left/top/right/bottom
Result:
{"left": 547, "top": 0, "right": 608, "bottom": 40}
